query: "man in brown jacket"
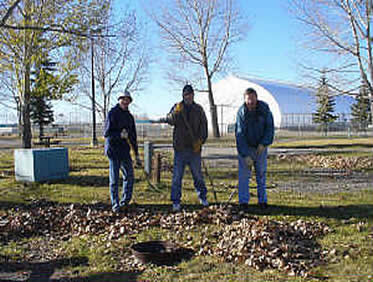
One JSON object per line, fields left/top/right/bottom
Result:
{"left": 157, "top": 84, "right": 208, "bottom": 211}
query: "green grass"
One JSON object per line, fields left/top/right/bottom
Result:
{"left": 0, "top": 140, "right": 372, "bottom": 281}
{"left": 272, "top": 137, "right": 373, "bottom": 148}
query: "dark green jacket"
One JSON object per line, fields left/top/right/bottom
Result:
{"left": 165, "top": 101, "right": 208, "bottom": 152}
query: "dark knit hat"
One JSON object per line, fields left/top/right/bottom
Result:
{"left": 182, "top": 84, "right": 194, "bottom": 95}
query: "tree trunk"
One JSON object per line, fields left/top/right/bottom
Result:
{"left": 369, "top": 85, "right": 373, "bottom": 126}
{"left": 21, "top": 1, "right": 32, "bottom": 148}
{"left": 370, "top": 97, "right": 373, "bottom": 125}
{"left": 22, "top": 70, "right": 32, "bottom": 148}
{"left": 204, "top": 69, "right": 220, "bottom": 138}
{"left": 103, "top": 94, "right": 107, "bottom": 122}
{"left": 39, "top": 123, "right": 44, "bottom": 139}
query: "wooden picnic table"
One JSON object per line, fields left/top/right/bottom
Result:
{"left": 39, "top": 136, "right": 53, "bottom": 147}
{"left": 34, "top": 136, "right": 61, "bottom": 147}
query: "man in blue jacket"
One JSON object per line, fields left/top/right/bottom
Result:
{"left": 104, "top": 91, "right": 141, "bottom": 213}
{"left": 235, "top": 88, "right": 274, "bottom": 210}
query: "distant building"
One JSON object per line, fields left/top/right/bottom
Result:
{"left": 194, "top": 75, "right": 354, "bottom": 133}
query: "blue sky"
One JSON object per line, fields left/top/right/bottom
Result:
{"left": 1, "top": 0, "right": 304, "bottom": 123}
{"left": 128, "top": 0, "right": 303, "bottom": 118}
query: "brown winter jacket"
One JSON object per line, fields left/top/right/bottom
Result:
{"left": 165, "top": 101, "right": 208, "bottom": 152}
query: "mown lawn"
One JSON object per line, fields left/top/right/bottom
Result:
{"left": 0, "top": 141, "right": 372, "bottom": 281}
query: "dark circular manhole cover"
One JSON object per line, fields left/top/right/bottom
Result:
{"left": 130, "top": 241, "right": 194, "bottom": 265}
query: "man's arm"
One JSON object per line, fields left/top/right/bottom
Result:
{"left": 235, "top": 108, "right": 250, "bottom": 158}
{"left": 260, "top": 110, "right": 274, "bottom": 146}
{"left": 128, "top": 115, "right": 139, "bottom": 156}
{"left": 103, "top": 111, "right": 120, "bottom": 139}
{"left": 165, "top": 103, "right": 182, "bottom": 126}
{"left": 200, "top": 107, "right": 208, "bottom": 144}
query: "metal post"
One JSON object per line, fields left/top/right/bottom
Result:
{"left": 220, "top": 104, "right": 223, "bottom": 136}
{"left": 144, "top": 141, "right": 153, "bottom": 176}
{"left": 152, "top": 152, "right": 161, "bottom": 184}
{"left": 91, "top": 36, "right": 98, "bottom": 146}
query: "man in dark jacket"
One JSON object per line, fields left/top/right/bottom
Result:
{"left": 104, "top": 91, "right": 141, "bottom": 213}
{"left": 235, "top": 88, "right": 274, "bottom": 210}
{"left": 157, "top": 84, "right": 209, "bottom": 212}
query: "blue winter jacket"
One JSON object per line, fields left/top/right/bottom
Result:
{"left": 104, "top": 104, "right": 138, "bottom": 160}
{"left": 235, "top": 101, "right": 274, "bottom": 158}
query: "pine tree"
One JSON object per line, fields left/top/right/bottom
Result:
{"left": 30, "top": 96, "right": 54, "bottom": 139}
{"left": 351, "top": 81, "right": 372, "bottom": 133}
{"left": 29, "top": 58, "right": 57, "bottom": 139}
{"left": 0, "top": 0, "right": 103, "bottom": 148}
{"left": 313, "top": 75, "right": 338, "bottom": 136}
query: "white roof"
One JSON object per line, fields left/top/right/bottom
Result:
{"left": 195, "top": 75, "right": 282, "bottom": 128}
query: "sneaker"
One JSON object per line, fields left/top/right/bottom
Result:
{"left": 200, "top": 199, "right": 209, "bottom": 207}
{"left": 120, "top": 200, "right": 130, "bottom": 207}
{"left": 172, "top": 203, "right": 181, "bottom": 212}
{"left": 112, "top": 208, "right": 120, "bottom": 214}
{"left": 259, "top": 202, "right": 268, "bottom": 209}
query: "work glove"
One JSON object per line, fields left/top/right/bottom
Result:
{"left": 244, "top": 155, "right": 254, "bottom": 169}
{"left": 256, "top": 144, "right": 266, "bottom": 156}
{"left": 135, "top": 155, "right": 142, "bottom": 168}
{"left": 120, "top": 128, "right": 128, "bottom": 139}
{"left": 193, "top": 139, "right": 203, "bottom": 153}
{"left": 174, "top": 102, "right": 183, "bottom": 114}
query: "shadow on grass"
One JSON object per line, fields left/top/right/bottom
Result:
{"left": 1, "top": 198, "right": 373, "bottom": 221}
{"left": 0, "top": 256, "right": 88, "bottom": 282}
{"left": 69, "top": 164, "right": 108, "bottom": 171}
{"left": 68, "top": 272, "right": 142, "bottom": 282}
{"left": 246, "top": 203, "right": 373, "bottom": 220}
{"left": 0, "top": 256, "right": 142, "bottom": 282}
{"left": 44, "top": 174, "right": 145, "bottom": 187}
{"left": 0, "top": 200, "right": 111, "bottom": 211}
{"left": 57, "top": 175, "right": 109, "bottom": 187}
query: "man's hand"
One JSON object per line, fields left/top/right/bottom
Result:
{"left": 120, "top": 128, "right": 128, "bottom": 139}
{"left": 174, "top": 102, "right": 183, "bottom": 114}
{"left": 193, "top": 139, "right": 203, "bottom": 153}
{"left": 135, "top": 155, "right": 142, "bottom": 168}
{"left": 256, "top": 144, "right": 266, "bottom": 156}
{"left": 244, "top": 156, "right": 254, "bottom": 168}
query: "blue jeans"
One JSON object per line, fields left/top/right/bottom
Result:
{"left": 109, "top": 158, "right": 134, "bottom": 212}
{"left": 238, "top": 147, "right": 268, "bottom": 204}
{"left": 171, "top": 150, "right": 207, "bottom": 205}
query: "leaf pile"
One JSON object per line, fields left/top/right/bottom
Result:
{"left": 277, "top": 154, "right": 373, "bottom": 170}
{"left": 212, "top": 218, "right": 332, "bottom": 277}
{"left": 1, "top": 202, "right": 332, "bottom": 277}
{"left": 0, "top": 204, "right": 241, "bottom": 242}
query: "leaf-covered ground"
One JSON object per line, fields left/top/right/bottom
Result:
{"left": 0, "top": 143, "right": 372, "bottom": 281}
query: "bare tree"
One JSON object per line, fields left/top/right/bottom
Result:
{"left": 71, "top": 7, "right": 150, "bottom": 122}
{"left": 290, "top": 0, "right": 373, "bottom": 124}
{"left": 0, "top": 0, "right": 107, "bottom": 148}
{"left": 149, "top": 0, "right": 246, "bottom": 138}
{"left": 0, "top": 0, "right": 22, "bottom": 28}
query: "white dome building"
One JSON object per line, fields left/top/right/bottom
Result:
{"left": 194, "top": 75, "right": 353, "bottom": 133}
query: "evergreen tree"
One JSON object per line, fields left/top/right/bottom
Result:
{"left": 30, "top": 96, "right": 54, "bottom": 139}
{"left": 313, "top": 75, "right": 338, "bottom": 136}
{"left": 0, "top": 0, "right": 105, "bottom": 148}
{"left": 29, "top": 57, "right": 70, "bottom": 139}
{"left": 351, "top": 81, "right": 372, "bottom": 133}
